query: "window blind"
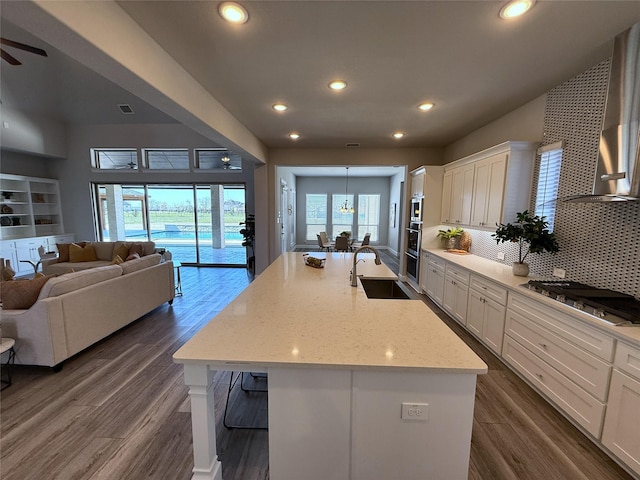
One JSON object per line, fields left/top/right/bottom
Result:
{"left": 535, "top": 141, "right": 563, "bottom": 232}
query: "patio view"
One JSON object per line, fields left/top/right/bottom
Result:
{"left": 95, "top": 184, "right": 247, "bottom": 265}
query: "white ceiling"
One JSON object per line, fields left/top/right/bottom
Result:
{"left": 1, "top": 1, "right": 640, "bottom": 153}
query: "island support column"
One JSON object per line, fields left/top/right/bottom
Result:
{"left": 183, "top": 364, "right": 222, "bottom": 480}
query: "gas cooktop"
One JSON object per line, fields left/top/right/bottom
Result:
{"left": 524, "top": 280, "right": 640, "bottom": 326}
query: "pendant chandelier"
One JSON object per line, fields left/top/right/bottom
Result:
{"left": 340, "top": 167, "right": 354, "bottom": 214}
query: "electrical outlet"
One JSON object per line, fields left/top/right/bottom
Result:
{"left": 553, "top": 268, "right": 566, "bottom": 278}
{"left": 401, "top": 402, "right": 429, "bottom": 421}
{"left": 497, "top": 252, "right": 505, "bottom": 260}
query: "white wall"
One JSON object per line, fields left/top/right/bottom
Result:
{"left": 0, "top": 106, "right": 68, "bottom": 158}
{"left": 443, "top": 95, "right": 546, "bottom": 163}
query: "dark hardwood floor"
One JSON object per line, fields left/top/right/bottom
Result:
{"left": 0, "top": 255, "right": 633, "bottom": 480}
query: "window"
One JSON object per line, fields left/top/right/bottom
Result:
{"left": 92, "top": 149, "right": 138, "bottom": 170}
{"left": 331, "top": 194, "right": 354, "bottom": 237}
{"left": 305, "top": 194, "right": 327, "bottom": 240}
{"left": 195, "top": 149, "right": 242, "bottom": 171}
{"left": 357, "top": 194, "right": 380, "bottom": 241}
{"left": 534, "top": 141, "right": 563, "bottom": 232}
{"left": 143, "top": 149, "right": 190, "bottom": 170}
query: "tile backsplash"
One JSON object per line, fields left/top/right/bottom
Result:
{"left": 468, "top": 59, "right": 640, "bottom": 299}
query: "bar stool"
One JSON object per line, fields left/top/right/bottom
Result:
{"left": 223, "top": 371, "right": 268, "bottom": 430}
{"left": 1, "top": 338, "right": 16, "bottom": 390}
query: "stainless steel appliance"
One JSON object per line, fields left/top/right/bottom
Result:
{"left": 566, "top": 22, "right": 640, "bottom": 202}
{"left": 410, "top": 196, "right": 423, "bottom": 222}
{"left": 523, "top": 280, "right": 640, "bottom": 325}
{"left": 405, "top": 221, "right": 421, "bottom": 282}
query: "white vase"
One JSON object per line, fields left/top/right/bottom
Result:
{"left": 512, "top": 262, "right": 529, "bottom": 277}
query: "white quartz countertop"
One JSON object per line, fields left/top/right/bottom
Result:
{"left": 174, "top": 252, "right": 487, "bottom": 374}
{"left": 425, "top": 249, "right": 640, "bottom": 347}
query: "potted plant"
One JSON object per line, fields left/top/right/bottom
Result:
{"left": 437, "top": 227, "right": 464, "bottom": 250}
{"left": 492, "top": 210, "right": 559, "bottom": 276}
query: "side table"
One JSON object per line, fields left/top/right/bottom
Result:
{"left": 1, "top": 337, "right": 16, "bottom": 390}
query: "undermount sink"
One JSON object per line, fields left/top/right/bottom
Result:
{"left": 359, "top": 278, "right": 411, "bottom": 299}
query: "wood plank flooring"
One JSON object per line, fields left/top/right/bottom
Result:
{"left": 0, "top": 257, "right": 634, "bottom": 480}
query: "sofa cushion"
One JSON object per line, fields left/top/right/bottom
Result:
{"left": 93, "top": 242, "right": 115, "bottom": 261}
{"left": 121, "top": 253, "right": 161, "bottom": 275}
{"left": 1, "top": 275, "right": 53, "bottom": 309}
{"left": 114, "top": 241, "right": 155, "bottom": 257}
{"left": 113, "top": 243, "right": 130, "bottom": 261}
{"left": 111, "top": 255, "right": 124, "bottom": 265}
{"left": 38, "top": 264, "right": 123, "bottom": 300}
{"left": 69, "top": 243, "right": 98, "bottom": 262}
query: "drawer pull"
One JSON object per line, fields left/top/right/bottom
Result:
{"left": 535, "top": 373, "right": 544, "bottom": 380}
{"left": 539, "top": 343, "right": 548, "bottom": 350}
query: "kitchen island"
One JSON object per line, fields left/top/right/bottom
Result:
{"left": 174, "top": 252, "right": 487, "bottom": 480}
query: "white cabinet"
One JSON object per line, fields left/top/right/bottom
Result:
{"left": 470, "top": 152, "right": 507, "bottom": 228}
{"left": 503, "top": 292, "right": 614, "bottom": 438}
{"left": 425, "top": 255, "right": 445, "bottom": 306}
{"left": 466, "top": 275, "right": 507, "bottom": 355}
{"left": 0, "top": 174, "right": 64, "bottom": 240}
{"left": 419, "top": 251, "right": 430, "bottom": 293}
{"left": 410, "top": 169, "right": 425, "bottom": 198}
{"left": 441, "top": 164, "right": 474, "bottom": 225}
{"left": 443, "top": 263, "right": 470, "bottom": 325}
{"left": 602, "top": 342, "right": 640, "bottom": 476}
{"left": 441, "top": 141, "right": 536, "bottom": 228}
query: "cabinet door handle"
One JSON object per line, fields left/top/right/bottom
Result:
{"left": 535, "top": 373, "right": 544, "bottom": 380}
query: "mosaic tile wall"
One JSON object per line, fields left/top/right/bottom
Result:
{"left": 466, "top": 59, "right": 640, "bottom": 298}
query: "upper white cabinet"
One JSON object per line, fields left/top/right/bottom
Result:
{"left": 441, "top": 141, "right": 537, "bottom": 229}
{"left": 0, "top": 174, "right": 64, "bottom": 240}
{"left": 441, "top": 164, "right": 474, "bottom": 225}
{"left": 410, "top": 169, "right": 425, "bottom": 198}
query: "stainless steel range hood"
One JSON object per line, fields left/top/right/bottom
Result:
{"left": 566, "top": 23, "right": 640, "bottom": 202}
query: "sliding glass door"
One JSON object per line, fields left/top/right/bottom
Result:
{"left": 95, "top": 183, "right": 246, "bottom": 266}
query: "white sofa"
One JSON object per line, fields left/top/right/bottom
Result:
{"left": 42, "top": 240, "right": 158, "bottom": 275}
{"left": 1, "top": 254, "right": 175, "bottom": 369}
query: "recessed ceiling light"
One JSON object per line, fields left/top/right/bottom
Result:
{"left": 418, "top": 102, "right": 435, "bottom": 111}
{"left": 392, "top": 132, "right": 405, "bottom": 139}
{"left": 499, "top": 0, "right": 535, "bottom": 19}
{"left": 218, "top": 2, "right": 249, "bottom": 24}
{"left": 329, "top": 80, "right": 347, "bottom": 91}
{"left": 289, "top": 133, "right": 300, "bottom": 140}
{"left": 273, "top": 104, "right": 288, "bottom": 111}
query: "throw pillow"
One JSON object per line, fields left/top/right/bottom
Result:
{"left": 69, "top": 243, "right": 98, "bottom": 262}
{"left": 57, "top": 241, "right": 86, "bottom": 262}
{"left": 128, "top": 243, "right": 144, "bottom": 257}
{"left": 111, "top": 255, "right": 124, "bottom": 265}
{"left": 125, "top": 253, "right": 140, "bottom": 261}
{"left": 1, "top": 275, "right": 52, "bottom": 309}
{"left": 113, "top": 243, "right": 129, "bottom": 261}
{"left": 56, "top": 243, "right": 71, "bottom": 262}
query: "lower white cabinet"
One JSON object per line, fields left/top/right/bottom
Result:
{"left": 442, "top": 264, "right": 469, "bottom": 325}
{"left": 419, "top": 251, "right": 429, "bottom": 293}
{"left": 425, "top": 255, "right": 445, "bottom": 306}
{"left": 466, "top": 276, "right": 507, "bottom": 355}
{"left": 601, "top": 342, "right": 640, "bottom": 477}
{"left": 503, "top": 335, "right": 606, "bottom": 438}
{"left": 1, "top": 234, "right": 75, "bottom": 276}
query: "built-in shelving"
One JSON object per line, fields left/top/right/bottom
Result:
{"left": 0, "top": 174, "right": 64, "bottom": 240}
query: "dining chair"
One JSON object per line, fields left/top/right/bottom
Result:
{"left": 317, "top": 233, "right": 333, "bottom": 251}
{"left": 334, "top": 235, "right": 350, "bottom": 252}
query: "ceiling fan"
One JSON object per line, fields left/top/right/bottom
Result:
{"left": 220, "top": 152, "right": 241, "bottom": 170}
{"left": 0, "top": 37, "right": 48, "bottom": 66}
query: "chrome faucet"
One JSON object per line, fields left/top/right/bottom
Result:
{"left": 351, "top": 246, "right": 381, "bottom": 287}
